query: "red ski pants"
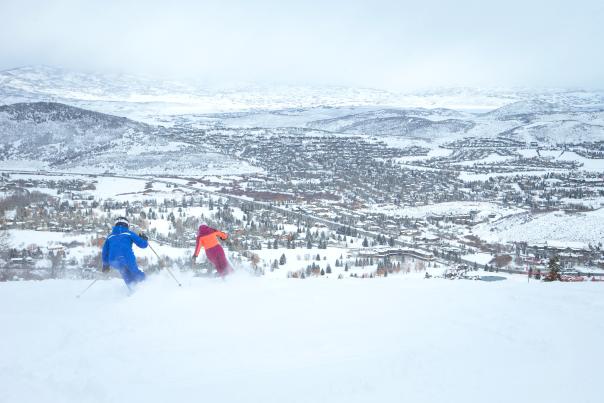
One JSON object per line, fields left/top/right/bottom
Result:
{"left": 205, "top": 245, "right": 232, "bottom": 276}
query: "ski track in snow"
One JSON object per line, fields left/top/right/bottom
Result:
{"left": 0, "top": 275, "right": 602, "bottom": 403}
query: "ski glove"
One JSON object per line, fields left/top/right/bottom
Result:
{"left": 192, "top": 255, "right": 197, "bottom": 262}
{"left": 139, "top": 232, "right": 149, "bottom": 241}
{"left": 102, "top": 264, "right": 110, "bottom": 273}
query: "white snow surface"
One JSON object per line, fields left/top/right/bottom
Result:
{"left": 474, "top": 209, "right": 604, "bottom": 247}
{"left": 6, "top": 229, "right": 85, "bottom": 248}
{"left": 0, "top": 275, "right": 602, "bottom": 403}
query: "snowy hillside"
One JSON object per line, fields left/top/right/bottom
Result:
{"left": 0, "top": 102, "right": 151, "bottom": 165}
{"left": 501, "top": 120, "right": 604, "bottom": 144}
{"left": 1, "top": 276, "right": 602, "bottom": 403}
{"left": 0, "top": 102, "right": 149, "bottom": 154}
{"left": 474, "top": 208, "right": 604, "bottom": 248}
{"left": 0, "top": 102, "right": 257, "bottom": 175}
{"left": 309, "top": 112, "right": 475, "bottom": 138}
{"left": 307, "top": 108, "right": 470, "bottom": 131}
{"left": 484, "top": 99, "right": 563, "bottom": 119}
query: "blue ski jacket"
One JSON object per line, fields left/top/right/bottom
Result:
{"left": 102, "top": 225, "right": 148, "bottom": 272}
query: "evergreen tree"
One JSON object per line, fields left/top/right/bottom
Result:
{"left": 545, "top": 255, "right": 561, "bottom": 281}
{"left": 279, "top": 253, "right": 287, "bottom": 265}
{"left": 362, "top": 237, "right": 369, "bottom": 247}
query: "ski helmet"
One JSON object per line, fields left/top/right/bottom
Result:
{"left": 115, "top": 216, "right": 129, "bottom": 228}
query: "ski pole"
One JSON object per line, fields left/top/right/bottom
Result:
{"left": 127, "top": 223, "right": 181, "bottom": 286}
{"left": 76, "top": 261, "right": 107, "bottom": 298}
{"left": 76, "top": 278, "right": 99, "bottom": 298}
{"left": 147, "top": 243, "right": 182, "bottom": 287}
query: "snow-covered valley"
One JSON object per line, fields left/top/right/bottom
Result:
{"left": 2, "top": 66, "right": 604, "bottom": 282}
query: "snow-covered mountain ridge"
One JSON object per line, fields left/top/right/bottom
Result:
{"left": 0, "top": 102, "right": 252, "bottom": 175}
{"left": 2, "top": 66, "right": 603, "bottom": 118}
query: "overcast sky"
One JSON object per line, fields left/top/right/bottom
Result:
{"left": 1, "top": 0, "right": 602, "bottom": 90}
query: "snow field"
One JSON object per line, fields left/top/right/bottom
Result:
{"left": 0, "top": 276, "right": 602, "bottom": 403}
{"left": 474, "top": 208, "right": 604, "bottom": 248}
{"left": 7, "top": 229, "right": 88, "bottom": 248}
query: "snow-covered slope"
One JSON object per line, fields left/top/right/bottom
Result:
{"left": 501, "top": 120, "right": 604, "bottom": 144}
{"left": 0, "top": 102, "right": 255, "bottom": 175}
{"left": 0, "top": 276, "right": 602, "bottom": 403}
{"left": 308, "top": 109, "right": 475, "bottom": 138}
{"left": 0, "top": 102, "right": 153, "bottom": 163}
{"left": 484, "top": 100, "right": 563, "bottom": 120}
{"left": 474, "top": 208, "right": 604, "bottom": 248}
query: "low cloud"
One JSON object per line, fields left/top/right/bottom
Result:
{"left": 1, "top": 0, "right": 602, "bottom": 90}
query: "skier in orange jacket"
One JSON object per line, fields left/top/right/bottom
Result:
{"left": 192, "top": 223, "right": 233, "bottom": 276}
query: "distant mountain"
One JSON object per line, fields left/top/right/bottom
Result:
{"left": 0, "top": 66, "right": 412, "bottom": 118}
{"left": 343, "top": 117, "right": 475, "bottom": 138}
{"left": 484, "top": 100, "right": 562, "bottom": 121}
{"left": 0, "top": 102, "right": 154, "bottom": 162}
{"left": 0, "top": 101, "right": 133, "bottom": 127}
{"left": 499, "top": 120, "right": 604, "bottom": 144}
{"left": 0, "top": 102, "right": 243, "bottom": 174}
{"left": 307, "top": 108, "right": 475, "bottom": 138}
{"left": 3, "top": 65, "right": 602, "bottom": 120}
{"left": 0, "top": 65, "right": 199, "bottom": 103}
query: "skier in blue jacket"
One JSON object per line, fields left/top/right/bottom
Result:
{"left": 102, "top": 217, "right": 149, "bottom": 288}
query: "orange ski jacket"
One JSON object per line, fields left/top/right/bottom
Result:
{"left": 194, "top": 224, "right": 228, "bottom": 256}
